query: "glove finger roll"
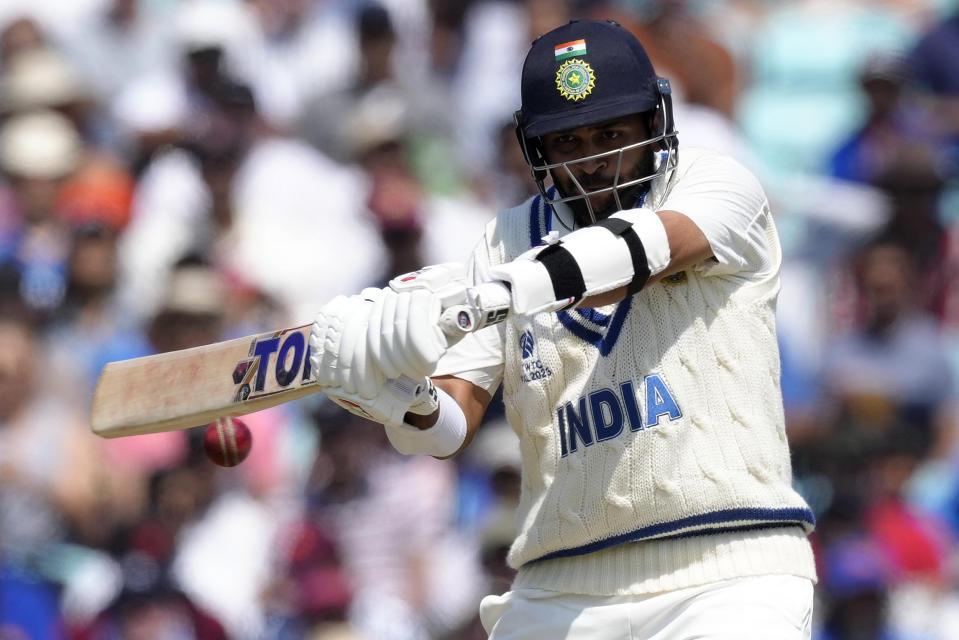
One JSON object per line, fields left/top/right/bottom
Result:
{"left": 334, "top": 296, "right": 370, "bottom": 394}
{"left": 405, "top": 290, "right": 443, "bottom": 377}
{"left": 369, "top": 290, "right": 402, "bottom": 379}
{"left": 393, "top": 291, "right": 429, "bottom": 379}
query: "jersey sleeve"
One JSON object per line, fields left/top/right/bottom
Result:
{"left": 431, "top": 236, "right": 506, "bottom": 395}
{"left": 658, "top": 150, "right": 779, "bottom": 279}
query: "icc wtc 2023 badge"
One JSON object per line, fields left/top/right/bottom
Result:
{"left": 556, "top": 59, "right": 596, "bottom": 102}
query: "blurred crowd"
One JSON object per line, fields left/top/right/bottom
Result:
{"left": 0, "top": 0, "right": 957, "bottom": 638}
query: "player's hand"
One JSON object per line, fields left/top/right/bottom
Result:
{"left": 323, "top": 376, "right": 438, "bottom": 427}
{"left": 310, "top": 290, "right": 386, "bottom": 398}
{"left": 387, "top": 263, "right": 469, "bottom": 308}
{"left": 366, "top": 264, "right": 469, "bottom": 380}
{"left": 311, "top": 264, "right": 469, "bottom": 394}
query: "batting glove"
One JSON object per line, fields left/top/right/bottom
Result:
{"left": 323, "top": 375, "right": 437, "bottom": 428}
{"left": 366, "top": 263, "right": 469, "bottom": 381}
{"left": 310, "top": 289, "right": 386, "bottom": 399}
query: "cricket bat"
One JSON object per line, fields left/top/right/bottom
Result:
{"left": 91, "top": 302, "right": 505, "bottom": 438}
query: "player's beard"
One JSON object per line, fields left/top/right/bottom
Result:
{"left": 556, "top": 151, "right": 655, "bottom": 227}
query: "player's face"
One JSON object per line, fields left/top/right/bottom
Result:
{"left": 541, "top": 113, "right": 654, "bottom": 224}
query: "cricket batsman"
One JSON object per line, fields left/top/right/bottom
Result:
{"left": 310, "top": 19, "right": 817, "bottom": 639}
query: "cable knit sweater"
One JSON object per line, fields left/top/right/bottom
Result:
{"left": 435, "top": 148, "right": 817, "bottom": 595}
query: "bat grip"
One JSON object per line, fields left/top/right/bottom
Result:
{"left": 439, "top": 304, "right": 480, "bottom": 337}
{"left": 439, "top": 283, "right": 512, "bottom": 337}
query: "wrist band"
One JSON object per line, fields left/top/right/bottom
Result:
{"left": 385, "top": 387, "right": 467, "bottom": 457}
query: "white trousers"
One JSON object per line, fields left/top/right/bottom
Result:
{"left": 480, "top": 575, "right": 814, "bottom": 640}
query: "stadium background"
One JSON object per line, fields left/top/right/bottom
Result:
{"left": 0, "top": 0, "right": 957, "bottom": 638}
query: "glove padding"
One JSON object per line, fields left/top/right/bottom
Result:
{"left": 310, "top": 288, "right": 388, "bottom": 399}
{"left": 387, "top": 263, "right": 469, "bottom": 308}
{"left": 310, "top": 263, "right": 468, "bottom": 401}
{"left": 323, "top": 375, "right": 437, "bottom": 427}
{"left": 367, "top": 263, "right": 468, "bottom": 380}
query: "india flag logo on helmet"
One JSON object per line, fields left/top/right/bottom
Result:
{"left": 554, "top": 39, "right": 587, "bottom": 61}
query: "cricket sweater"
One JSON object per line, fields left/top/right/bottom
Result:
{"left": 435, "top": 148, "right": 817, "bottom": 595}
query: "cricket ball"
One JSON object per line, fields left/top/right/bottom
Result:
{"left": 203, "top": 417, "right": 253, "bottom": 467}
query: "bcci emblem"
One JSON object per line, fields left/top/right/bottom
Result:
{"left": 556, "top": 59, "right": 595, "bottom": 102}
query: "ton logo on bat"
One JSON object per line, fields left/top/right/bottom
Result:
{"left": 232, "top": 328, "right": 313, "bottom": 402}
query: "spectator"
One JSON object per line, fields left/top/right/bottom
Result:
{"left": 74, "top": 449, "right": 229, "bottom": 640}
{"left": 736, "top": 0, "right": 917, "bottom": 178}
{"left": 601, "top": 0, "right": 739, "bottom": 118}
{"left": 300, "top": 3, "right": 445, "bottom": 167}
{"left": 0, "top": 15, "right": 45, "bottom": 69}
{"left": 874, "top": 144, "right": 953, "bottom": 318}
{"left": 305, "top": 403, "right": 481, "bottom": 639}
{"left": 117, "top": 78, "right": 384, "bottom": 324}
{"left": 0, "top": 289, "right": 70, "bottom": 639}
{"left": 0, "top": 272, "right": 140, "bottom": 596}
{"left": 816, "top": 534, "right": 897, "bottom": 640}
{"left": 907, "top": 7, "right": 959, "bottom": 97}
{"left": 43, "top": 157, "right": 140, "bottom": 397}
{"left": 169, "top": 441, "right": 283, "bottom": 638}
{"left": 828, "top": 53, "right": 951, "bottom": 185}
{"left": 451, "top": 0, "right": 572, "bottom": 175}
{"left": 110, "top": 0, "right": 261, "bottom": 172}
{"left": 59, "top": 0, "right": 176, "bottom": 104}
{"left": 0, "top": 109, "right": 84, "bottom": 315}
{"left": 262, "top": 513, "right": 354, "bottom": 638}
{"left": 826, "top": 142, "right": 954, "bottom": 340}
{"left": 243, "top": 0, "right": 359, "bottom": 130}
{"left": 821, "top": 241, "right": 957, "bottom": 460}
{"left": 301, "top": 4, "right": 493, "bottom": 283}
{"left": 0, "top": 3, "right": 955, "bottom": 637}
{"left": 0, "top": 45, "right": 122, "bottom": 154}
{"left": 903, "top": 5, "right": 959, "bottom": 336}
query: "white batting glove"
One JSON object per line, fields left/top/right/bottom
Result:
{"left": 323, "top": 375, "right": 437, "bottom": 428}
{"left": 387, "top": 263, "right": 469, "bottom": 308}
{"left": 310, "top": 289, "right": 386, "bottom": 399}
{"left": 366, "top": 264, "right": 469, "bottom": 381}
{"left": 310, "top": 284, "right": 443, "bottom": 419}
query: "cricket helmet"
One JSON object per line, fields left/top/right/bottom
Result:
{"left": 514, "top": 20, "right": 678, "bottom": 222}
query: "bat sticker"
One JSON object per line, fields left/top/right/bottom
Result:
{"left": 233, "top": 328, "right": 313, "bottom": 402}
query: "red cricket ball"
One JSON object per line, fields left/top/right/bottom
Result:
{"left": 203, "top": 417, "right": 253, "bottom": 467}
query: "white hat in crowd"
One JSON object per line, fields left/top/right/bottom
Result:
{"left": 174, "top": 0, "right": 258, "bottom": 53}
{"left": 0, "top": 109, "right": 82, "bottom": 179}
{"left": 1, "top": 47, "right": 85, "bottom": 113}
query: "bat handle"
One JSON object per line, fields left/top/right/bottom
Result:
{"left": 439, "top": 282, "right": 512, "bottom": 337}
{"left": 439, "top": 304, "right": 480, "bottom": 337}
{"left": 439, "top": 300, "right": 510, "bottom": 337}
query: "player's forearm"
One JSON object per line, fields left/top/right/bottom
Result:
{"left": 404, "top": 375, "right": 491, "bottom": 458}
{"left": 579, "top": 285, "right": 629, "bottom": 307}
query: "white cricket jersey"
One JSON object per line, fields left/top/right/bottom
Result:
{"left": 434, "top": 148, "right": 817, "bottom": 595}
